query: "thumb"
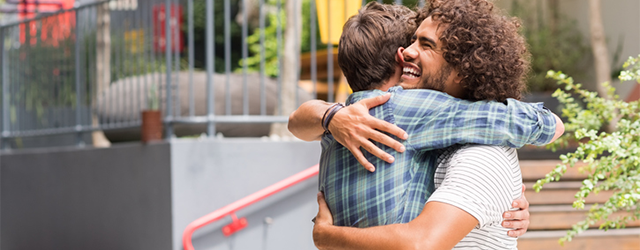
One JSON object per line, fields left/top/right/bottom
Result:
{"left": 360, "top": 93, "right": 391, "bottom": 109}
{"left": 317, "top": 192, "right": 328, "bottom": 209}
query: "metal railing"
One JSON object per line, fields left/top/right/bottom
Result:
{"left": 0, "top": 0, "right": 425, "bottom": 149}
{"left": 182, "top": 164, "right": 319, "bottom": 250}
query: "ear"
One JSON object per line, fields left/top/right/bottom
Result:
{"left": 396, "top": 47, "right": 405, "bottom": 64}
{"left": 451, "top": 69, "right": 463, "bottom": 84}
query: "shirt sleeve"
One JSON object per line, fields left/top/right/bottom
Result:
{"left": 426, "top": 146, "right": 521, "bottom": 229}
{"left": 397, "top": 90, "right": 557, "bottom": 151}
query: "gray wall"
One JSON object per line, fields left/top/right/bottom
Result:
{"left": 170, "top": 138, "right": 321, "bottom": 250}
{"left": 0, "top": 142, "right": 173, "bottom": 250}
{"left": 0, "top": 139, "right": 322, "bottom": 250}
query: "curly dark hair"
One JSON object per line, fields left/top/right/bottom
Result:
{"left": 415, "top": 0, "right": 530, "bottom": 102}
{"left": 338, "top": 2, "right": 416, "bottom": 91}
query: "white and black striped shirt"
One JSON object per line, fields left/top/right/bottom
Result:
{"left": 428, "top": 145, "right": 522, "bottom": 250}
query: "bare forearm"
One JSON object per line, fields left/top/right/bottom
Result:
{"left": 288, "top": 100, "right": 332, "bottom": 141}
{"left": 551, "top": 113, "right": 565, "bottom": 142}
{"left": 314, "top": 223, "right": 419, "bottom": 250}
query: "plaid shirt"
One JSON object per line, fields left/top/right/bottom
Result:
{"left": 319, "top": 86, "right": 556, "bottom": 228}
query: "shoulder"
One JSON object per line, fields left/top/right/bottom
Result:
{"left": 447, "top": 145, "right": 518, "bottom": 170}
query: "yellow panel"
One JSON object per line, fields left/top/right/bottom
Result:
{"left": 316, "top": 0, "right": 362, "bottom": 45}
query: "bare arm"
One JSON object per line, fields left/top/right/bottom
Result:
{"left": 551, "top": 113, "right": 565, "bottom": 142}
{"left": 288, "top": 95, "right": 408, "bottom": 171}
{"left": 313, "top": 192, "right": 477, "bottom": 250}
{"left": 287, "top": 99, "right": 329, "bottom": 141}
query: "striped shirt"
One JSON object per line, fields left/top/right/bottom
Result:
{"left": 319, "top": 86, "right": 556, "bottom": 228}
{"left": 429, "top": 145, "right": 522, "bottom": 249}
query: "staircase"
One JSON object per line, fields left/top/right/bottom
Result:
{"left": 517, "top": 160, "right": 640, "bottom": 250}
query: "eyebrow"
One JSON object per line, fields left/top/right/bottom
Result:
{"left": 418, "top": 36, "right": 437, "bottom": 47}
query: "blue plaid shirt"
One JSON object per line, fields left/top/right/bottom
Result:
{"left": 319, "top": 86, "right": 556, "bottom": 228}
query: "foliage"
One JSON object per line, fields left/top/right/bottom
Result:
{"left": 510, "top": 0, "right": 590, "bottom": 92}
{"left": 533, "top": 55, "right": 640, "bottom": 244}
{"left": 238, "top": 0, "right": 286, "bottom": 77}
{"left": 239, "top": 0, "right": 424, "bottom": 78}
{"left": 189, "top": 0, "right": 243, "bottom": 72}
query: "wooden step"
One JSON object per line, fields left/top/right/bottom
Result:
{"left": 518, "top": 228, "right": 640, "bottom": 250}
{"left": 524, "top": 181, "right": 613, "bottom": 205}
{"left": 520, "top": 160, "right": 588, "bottom": 181}
{"left": 528, "top": 205, "right": 640, "bottom": 230}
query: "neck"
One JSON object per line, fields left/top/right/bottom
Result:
{"left": 376, "top": 66, "right": 403, "bottom": 91}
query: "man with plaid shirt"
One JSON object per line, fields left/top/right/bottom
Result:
{"left": 289, "top": 1, "right": 564, "bottom": 248}
{"left": 318, "top": 86, "right": 557, "bottom": 228}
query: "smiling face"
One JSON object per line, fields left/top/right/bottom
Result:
{"left": 399, "top": 16, "right": 463, "bottom": 98}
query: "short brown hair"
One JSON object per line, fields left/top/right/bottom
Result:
{"left": 416, "top": 0, "right": 530, "bottom": 102}
{"left": 338, "top": 2, "right": 416, "bottom": 92}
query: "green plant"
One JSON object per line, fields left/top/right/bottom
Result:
{"left": 533, "top": 55, "right": 640, "bottom": 244}
{"left": 238, "top": 0, "right": 424, "bottom": 78}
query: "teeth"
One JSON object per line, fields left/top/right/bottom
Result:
{"left": 403, "top": 67, "right": 420, "bottom": 77}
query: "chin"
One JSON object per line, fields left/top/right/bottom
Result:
{"left": 400, "top": 78, "right": 420, "bottom": 89}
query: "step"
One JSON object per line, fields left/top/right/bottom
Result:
{"left": 528, "top": 205, "right": 640, "bottom": 230}
{"left": 518, "top": 228, "right": 640, "bottom": 250}
{"left": 524, "top": 181, "right": 612, "bottom": 205}
{"left": 520, "top": 160, "right": 588, "bottom": 182}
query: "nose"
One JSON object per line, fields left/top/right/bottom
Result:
{"left": 402, "top": 44, "right": 418, "bottom": 61}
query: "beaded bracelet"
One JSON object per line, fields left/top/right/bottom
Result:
{"left": 321, "top": 103, "right": 345, "bottom": 134}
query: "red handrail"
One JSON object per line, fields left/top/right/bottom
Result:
{"left": 182, "top": 164, "right": 320, "bottom": 250}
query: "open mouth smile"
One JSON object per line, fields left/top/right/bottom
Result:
{"left": 402, "top": 63, "right": 421, "bottom": 79}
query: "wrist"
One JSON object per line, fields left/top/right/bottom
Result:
{"left": 321, "top": 103, "right": 345, "bottom": 134}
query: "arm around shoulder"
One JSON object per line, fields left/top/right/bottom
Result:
{"left": 287, "top": 100, "right": 330, "bottom": 141}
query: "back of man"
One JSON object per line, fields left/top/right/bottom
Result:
{"left": 318, "top": 1, "right": 556, "bottom": 230}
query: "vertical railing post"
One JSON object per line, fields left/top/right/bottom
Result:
{"left": 311, "top": 0, "right": 317, "bottom": 99}
{"left": 1, "top": 27, "right": 9, "bottom": 150}
{"left": 188, "top": 0, "right": 195, "bottom": 117}
{"left": 206, "top": 0, "right": 216, "bottom": 136}
{"left": 259, "top": 0, "right": 266, "bottom": 116}
{"left": 242, "top": 0, "right": 249, "bottom": 115}
{"left": 327, "top": 0, "right": 334, "bottom": 103}
{"left": 164, "top": 0, "right": 174, "bottom": 138}
{"left": 74, "top": 9, "right": 85, "bottom": 147}
{"left": 224, "top": 0, "right": 231, "bottom": 115}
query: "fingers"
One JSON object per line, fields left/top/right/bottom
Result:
{"left": 316, "top": 192, "right": 333, "bottom": 226}
{"left": 359, "top": 139, "right": 394, "bottom": 165}
{"left": 502, "top": 219, "right": 529, "bottom": 230}
{"left": 317, "top": 192, "right": 327, "bottom": 208}
{"left": 369, "top": 118, "right": 408, "bottom": 142}
{"left": 512, "top": 195, "right": 530, "bottom": 210}
{"left": 503, "top": 209, "right": 530, "bottom": 221}
{"left": 367, "top": 129, "right": 406, "bottom": 153}
{"left": 348, "top": 146, "right": 376, "bottom": 172}
{"left": 506, "top": 228, "right": 527, "bottom": 238}
{"left": 358, "top": 93, "right": 391, "bottom": 109}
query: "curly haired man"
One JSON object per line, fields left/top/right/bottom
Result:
{"left": 289, "top": 0, "right": 563, "bottom": 249}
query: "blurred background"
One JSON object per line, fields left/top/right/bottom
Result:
{"left": 0, "top": 0, "right": 638, "bottom": 249}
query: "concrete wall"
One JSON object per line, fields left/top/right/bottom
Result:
{"left": 170, "top": 138, "right": 321, "bottom": 250}
{"left": 0, "top": 138, "right": 322, "bottom": 250}
{"left": 0, "top": 142, "right": 173, "bottom": 250}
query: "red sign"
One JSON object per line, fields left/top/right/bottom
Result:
{"left": 18, "top": 0, "right": 76, "bottom": 46}
{"left": 153, "top": 4, "right": 183, "bottom": 53}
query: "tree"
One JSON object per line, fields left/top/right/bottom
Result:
{"left": 269, "top": 0, "right": 300, "bottom": 137}
{"left": 93, "top": 2, "right": 111, "bottom": 147}
{"left": 534, "top": 56, "right": 640, "bottom": 244}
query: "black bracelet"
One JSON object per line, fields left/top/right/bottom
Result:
{"left": 321, "top": 103, "right": 340, "bottom": 130}
{"left": 322, "top": 103, "right": 345, "bottom": 133}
